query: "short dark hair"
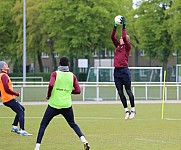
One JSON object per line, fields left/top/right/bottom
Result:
{"left": 59, "top": 57, "right": 69, "bottom": 66}
{"left": 0, "top": 61, "right": 6, "bottom": 70}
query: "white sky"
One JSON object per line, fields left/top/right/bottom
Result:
{"left": 133, "top": 0, "right": 140, "bottom": 3}
{"left": 133, "top": 0, "right": 141, "bottom": 9}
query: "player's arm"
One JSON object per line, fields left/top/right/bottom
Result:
{"left": 111, "top": 23, "right": 119, "bottom": 48}
{"left": 122, "top": 16, "right": 127, "bottom": 42}
{"left": 1, "top": 74, "right": 19, "bottom": 96}
{"left": 46, "top": 71, "right": 56, "bottom": 100}
{"left": 121, "top": 16, "right": 131, "bottom": 51}
{"left": 72, "top": 74, "right": 81, "bottom": 94}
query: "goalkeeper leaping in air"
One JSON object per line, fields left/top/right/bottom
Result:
{"left": 111, "top": 16, "right": 136, "bottom": 120}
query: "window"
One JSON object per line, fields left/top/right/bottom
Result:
{"left": 172, "top": 52, "right": 177, "bottom": 57}
{"left": 104, "top": 48, "right": 108, "bottom": 57}
{"left": 108, "top": 51, "right": 114, "bottom": 57}
{"left": 93, "top": 49, "right": 113, "bottom": 58}
{"left": 41, "top": 52, "right": 49, "bottom": 58}
{"left": 43, "top": 66, "right": 49, "bottom": 73}
{"left": 172, "top": 66, "right": 176, "bottom": 77}
{"left": 93, "top": 50, "right": 98, "bottom": 57}
{"left": 140, "top": 50, "right": 145, "bottom": 56}
{"left": 54, "top": 53, "right": 60, "bottom": 58}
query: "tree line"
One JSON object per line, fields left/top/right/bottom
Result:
{"left": 0, "top": 0, "right": 180, "bottom": 73}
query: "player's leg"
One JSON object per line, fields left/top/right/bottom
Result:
{"left": 114, "top": 70, "right": 130, "bottom": 119}
{"left": 61, "top": 107, "right": 90, "bottom": 150}
{"left": 125, "top": 84, "right": 136, "bottom": 119}
{"left": 124, "top": 68, "right": 136, "bottom": 119}
{"left": 125, "top": 84, "right": 135, "bottom": 108}
{"left": 114, "top": 68, "right": 128, "bottom": 107}
{"left": 3, "top": 99, "right": 29, "bottom": 134}
{"left": 35, "top": 105, "right": 58, "bottom": 150}
{"left": 12, "top": 104, "right": 25, "bottom": 134}
{"left": 114, "top": 78, "right": 127, "bottom": 108}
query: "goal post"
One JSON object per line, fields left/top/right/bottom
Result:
{"left": 85, "top": 67, "right": 163, "bottom": 101}
{"left": 87, "top": 67, "right": 162, "bottom": 83}
{"left": 176, "top": 64, "right": 181, "bottom": 82}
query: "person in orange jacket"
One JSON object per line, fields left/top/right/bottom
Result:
{"left": 0, "top": 61, "right": 32, "bottom": 136}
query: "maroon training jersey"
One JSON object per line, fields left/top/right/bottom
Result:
{"left": 111, "top": 28, "right": 132, "bottom": 68}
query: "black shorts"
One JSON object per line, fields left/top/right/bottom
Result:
{"left": 114, "top": 67, "right": 131, "bottom": 85}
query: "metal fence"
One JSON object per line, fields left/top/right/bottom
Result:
{"left": 10, "top": 82, "right": 181, "bottom": 102}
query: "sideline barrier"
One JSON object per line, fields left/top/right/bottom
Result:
{"left": 12, "top": 82, "right": 181, "bottom": 102}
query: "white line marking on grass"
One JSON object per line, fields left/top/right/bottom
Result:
{"left": 135, "top": 138, "right": 167, "bottom": 143}
{"left": 75, "top": 117, "right": 177, "bottom": 120}
{"left": 1, "top": 116, "right": 181, "bottom": 121}
{"left": 165, "top": 118, "right": 181, "bottom": 121}
{"left": 0, "top": 116, "right": 119, "bottom": 120}
{"left": 0, "top": 117, "right": 44, "bottom": 119}
{"left": 76, "top": 117, "right": 120, "bottom": 120}
{"left": 0, "top": 117, "right": 167, "bottom": 121}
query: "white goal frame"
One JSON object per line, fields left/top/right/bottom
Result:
{"left": 176, "top": 64, "right": 181, "bottom": 82}
{"left": 87, "top": 67, "right": 163, "bottom": 83}
{"left": 86, "top": 67, "right": 163, "bottom": 100}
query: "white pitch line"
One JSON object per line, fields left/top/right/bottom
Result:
{"left": 0, "top": 117, "right": 44, "bottom": 119}
{"left": 135, "top": 138, "right": 167, "bottom": 143}
{"left": 0, "top": 116, "right": 181, "bottom": 121}
{"left": 165, "top": 118, "right": 181, "bottom": 121}
{"left": 0, "top": 116, "right": 119, "bottom": 120}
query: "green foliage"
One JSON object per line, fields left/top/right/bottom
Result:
{"left": 133, "top": 0, "right": 176, "bottom": 69}
{"left": 39, "top": 0, "right": 131, "bottom": 56}
{"left": 8, "top": 72, "right": 86, "bottom": 82}
{"left": 167, "top": 0, "right": 181, "bottom": 63}
{"left": 1, "top": 0, "right": 181, "bottom": 72}
{"left": 8, "top": 72, "right": 51, "bottom": 82}
{"left": 0, "top": 1, "right": 18, "bottom": 60}
{"left": 7, "top": 0, "right": 132, "bottom": 72}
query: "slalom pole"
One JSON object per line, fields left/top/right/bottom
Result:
{"left": 161, "top": 70, "right": 166, "bottom": 119}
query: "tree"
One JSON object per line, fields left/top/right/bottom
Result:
{"left": 12, "top": 0, "right": 49, "bottom": 72}
{"left": 167, "top": 0, "right": 181, "bottom": 64}
{"left": 134, "top": 0, "right": 174, "bottom": 72}
{"left": 41, "top": 0, "right": 132, "bottom": 71}
{"left": 0, "top": 1, "right": 18, "bottom": 65}
{"left": 8, "top": 0, "right": 133, "bottom": 72}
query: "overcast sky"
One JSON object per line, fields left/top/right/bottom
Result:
{"left": 133, "top": 0, "right": 140, "bottom": 3}
{"left": 132, "top": 0, "right": 141, "bottom": 9}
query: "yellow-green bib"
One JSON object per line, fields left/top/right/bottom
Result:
{"left": 48, "top": 71, "right": 73, "bottom": 109}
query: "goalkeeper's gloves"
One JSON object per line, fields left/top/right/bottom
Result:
{"left": 121, "top": 16, "right": 126, "bottom": 29}
{"left": 113, "top": 22, "right": 118, "bottom": 30}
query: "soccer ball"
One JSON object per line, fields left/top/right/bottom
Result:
{"left": 114, "top": 15, "right": 123, "bottom": 25}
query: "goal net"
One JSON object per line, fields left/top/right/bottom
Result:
{"left": 176, "top": 64, "right": 181, "bottom": 82}
{"left": 86, "top": 67, "right": 162, "bottom": 82}
{"left": 85, "top": 67, "right": 163, "bottom": 101}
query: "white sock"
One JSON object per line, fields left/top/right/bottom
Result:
{"left": 35, "top": 143, "right": 40, "bottom": 149}
{"left": 13, "top": 126, "right": 18, "bottom": 129}
{"left": 19, "top": 129, "right": 26, "bottom": 133}
{"left": 131, "top": 107, "right": 135, "bottom": 112}
{"left": 80, "top": 136, "right": 87, "bottom": 143}
{"left": 125, "top": 108, "right": 129, "bottom": 112}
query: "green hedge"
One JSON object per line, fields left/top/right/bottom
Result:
{"left": 9, "top": 73, "right": 51, "bottom": 82}
{"left": 8, "top": 72, "right": 87, "bottom": 82}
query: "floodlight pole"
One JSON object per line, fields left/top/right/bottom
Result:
{"left": 23, "top": 0, "right": 26, "bottom": 85}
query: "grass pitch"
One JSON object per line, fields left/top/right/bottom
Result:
{"left": 0, "top": 103, "right": 181, "bottom": 150}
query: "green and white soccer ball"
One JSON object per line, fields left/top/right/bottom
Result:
{"left": 114, "top": 15, "right": 123, "bottom": 25}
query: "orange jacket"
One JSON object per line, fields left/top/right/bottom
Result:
{"left": 0, "top": 73, "right": 15, "bottom": 103}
